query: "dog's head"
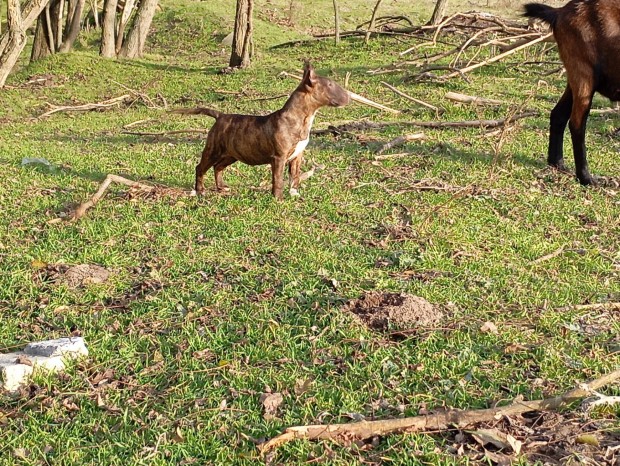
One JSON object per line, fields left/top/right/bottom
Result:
{"left": 301, "top": 62, "right": 350, "bottom": 108}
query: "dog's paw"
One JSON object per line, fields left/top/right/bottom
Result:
{"left": 289, "top": 188, "right": 300, "bottom": 197}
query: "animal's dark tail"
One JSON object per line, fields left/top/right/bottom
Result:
{"left": 523, "top": 3, "right": 559, "bottom": 27}
{"left": 170, "top": 107, "right": 222, "bottom": 119}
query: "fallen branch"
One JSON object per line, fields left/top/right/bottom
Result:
{"left": 279, "top": 71, "right": 400, "bottom": 114}
{"left": 373, "top": 152, "right": 412, "bottom": 161}
{"left": 443, "top": 32, "right": 553, "bottom": 79}
{"left": 121, "top": 129, "right": 208, "bottom": 137}
{"left": 555, "top": 302, "right": 620, "bottom": 313}
{"left": 39, "top": 95, "right": 131, "bottom": 118}
{"left": 376, "top": 133, "right": 425, "bottom": 155}
{"left": 66, "top": 174, "right": 184, "bottom": 221}
{"left": 445, "top": 91, "right": 504, "bottom": 106}
{"left": 312, "top": 111, "right": 537, "bottom": 135}
{"left": 260, "top": 369, "right": 620, "bottom": 452}
{"left": 380, "top": 81, "right": 439, "bottom": 113}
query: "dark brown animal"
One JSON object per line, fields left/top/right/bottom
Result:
{"left": 174, "top": 63, "right": 350, "bottom": 199}
{"left": 524, "top": 0, "right": 620, "bottom": 185}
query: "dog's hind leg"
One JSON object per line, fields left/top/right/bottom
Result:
{"left": 288, "top": 155, "right": 303, "bottom": 196}
{"left": 213, "top": 156, "right": 237, "bottom": 192}
{"left": 195, "top": 144, "right": 220, "bottom": 195}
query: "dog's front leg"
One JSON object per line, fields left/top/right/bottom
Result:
{"left": 271, "top": 157, "right": 286, "bottom": 200}
{"left": 288, "top": 154, "right": 303, "bottom": 196}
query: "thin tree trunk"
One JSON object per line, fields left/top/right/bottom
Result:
{"left": 56, "top": 0, "right": 65, "bottom": 49}
{"left": 229, "top": 0, "right": 253, "bottom": 68}
{"left": 118, "top": 0, "right": 158, "bottom": 58}
{"left": 332, "top": 0, "right": 340, "bottom": 44}
{"left": 115, "top": 0, "right": 136, "bottom": 54}
{"left": 59, "top": 0, "right": 85, "bottom": 52}
{"left": 364, "top": 0, "right": 384, "bottom": 45}
{"left": 30, "top": 0, "right": 64, "bottom": 61}
{"left": 429, "top": 0, "right": 449, "bottom": 25}
{"left": 31, "top": 12, "right": 53, "bottom": 60}
{"left": 0, "top": 0, "right": 27, "bottom": 87}
{"left": 100, "top": 0, "right": 118, "bottom": 57}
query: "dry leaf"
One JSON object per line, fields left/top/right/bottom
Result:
{"left": 31, "top": 259, "right": 47, "bottom": 269}
{"left": 480, "top": 321, "right": 499, "bottom": 334}
{"left": 260, "top": 392, "right": 283, "bottom": 420}
{"left": 171, "top": 426, "right": 185, "bottom": 443}
{"left": 575, "top": 434, "right": 600, "bottom": 447}
{"left": 504, "top": 343, "right": 528, "bottom": 354}
{"left": 470, "top": 428, "right": 510, "bottom": 450}
{"left": 294, "top": 378, "right": 312, "bottom": 396}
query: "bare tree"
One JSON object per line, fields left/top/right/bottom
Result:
{"left": 429, "top": 0, "right": 449, "bottom": 25}
{"left": 230, "top": 0, "right": 254, "bottom": 68}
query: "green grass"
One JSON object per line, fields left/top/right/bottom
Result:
{"left": 1, "top": 1, "right": 619, "bottom": 464}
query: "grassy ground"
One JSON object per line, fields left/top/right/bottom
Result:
{"left": 1, "top": 1, "right": 619, "bottom": 464}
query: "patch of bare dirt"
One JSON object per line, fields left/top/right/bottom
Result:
{"left": 36, "top": 263, "right": 110, "bottom": 288}
{"left": 343, "top": 292, "right": 443, "bottom": 332}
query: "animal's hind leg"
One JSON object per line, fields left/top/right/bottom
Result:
{"left": 195, "top": 144, "right": 220, "bottom": 195}
{"left": 568, "top": 88, "right": 594, "bottom": 185}
{"left": 213, "top": 156, "right": 237, "bottom": 192}
{"left": 548, "top": 85, "right": 573, "bottom": 170}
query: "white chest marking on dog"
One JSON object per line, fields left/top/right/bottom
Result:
{"left": 287, "top": 112, "right": 316, "bottom": 162}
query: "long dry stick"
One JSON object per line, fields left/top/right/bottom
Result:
{"left": 39, "top": 95, "right": 131, "bottom": 118}
{"left": 445, "top": 91, "right": 504, "bottom": 106}
{"left": 260, "top": 369, "right": 620, "bottom": 452}
{"left": 279, "top": 71, "right": 400, "bottom": 114}
{"left": 70, "top": 175, "right": 158, "bottom": 220}
{"left": 312, "top": 111, "right": 537, "bottom": 135}
{"left": 364, "top": 0, "right": 384, "bottom": 44}
{"left": 443, "top": 32, "right": 553, "bottom": 79}
{"left": 376, "top": 133, "right": 425, "bottom": 155}
{"left": 380, "top": 81, "right": 439, "bottom": 113}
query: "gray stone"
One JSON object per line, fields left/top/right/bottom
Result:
{"left": 1, "top": 337, "right": 88, "bottom": 392}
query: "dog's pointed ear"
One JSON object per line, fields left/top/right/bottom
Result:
{"left": 302, "top": 61, "right": 317, "bottom": 87}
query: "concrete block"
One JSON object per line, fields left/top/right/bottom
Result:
{"left": 0, "top": 337, "right": 88, "bottom": 392}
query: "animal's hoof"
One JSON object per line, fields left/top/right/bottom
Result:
{"left": 189, "top": 189, "right": 197, "bottom": 197}
{"left": 289, "top": 188, "right": 300, "bottom": 197}
{"left": 591, "top": 176, "right": 620, "bottom": 188}
{"left": 216, "top": 186, "right": 231, "bottom": 193}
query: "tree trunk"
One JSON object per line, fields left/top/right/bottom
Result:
{"left": 229, "top": 0, "right": 253, "bottom": 68}
{"left": 59, "top": 0, "right": 85, "bottom": 52}
{"left": 115, "top": 0, "right": 136, "bottom": 54}
{"left": 100, "top": 0, "right": 118, "bottom": 57}
{"left": 429, "top": 0, "right": 449, "bottom": 25}
{"left": 31, "top": 0, "right": 64, "bottom": 61}
{"left": 0, "top": 0, "right": 27, "bottom": 87}
{"left": 332, "top": 0, "right": 340, "bottom": 44}
{"left": 118, "top": 0, "right": 158, "bottom": 58}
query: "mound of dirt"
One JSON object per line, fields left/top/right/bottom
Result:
{"left": 343, "top": 292, "right": 443, "bottom": 332}
{"left": 63, "top": 264, "right": 110, "bottom": 288}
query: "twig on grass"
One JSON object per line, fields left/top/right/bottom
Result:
{"left": 38, "top": 94, "right": 131, "bottom": 118}
{"left": 121, "top": 129, "right": 209, "bottom": 137}
{"left": 376, "top": 133, "right": 426, "bottom": 155}
{"left": 312, "top": 111, "right": 537, "bottom": 136}
{"left": 380, "top": 81, "right": 440, "bottom": 114}
{"left": 531, "top": 245, "right": 566, "bottom": 264}
{"left": 445, "top": 91, "right": 503, "bottom": 106}
{"left": 279, "top": 71, "right": 401, "bottom": 114}
{"left": 66, "top": 174, "right": 187, "bottom": 221}
{"left": 259, "top": 369, "right": 620, "bottom": 452}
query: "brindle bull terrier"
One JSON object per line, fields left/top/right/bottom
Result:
{"left": 173, "top": 62, "right": 350, "bottom": 199}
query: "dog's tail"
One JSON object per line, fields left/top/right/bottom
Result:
{"left": 523, "top": 3, "right": 559, "bottom": 28}
{"left": 170, "top": 107, "right": 222, "bottom": 119}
